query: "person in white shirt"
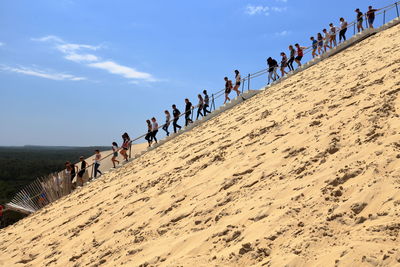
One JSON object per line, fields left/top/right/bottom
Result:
{"left": 151, "top": 117, "right": 158, "bottom": 144}
{"left": 93, "top": 150, "right": 102, "bottom": 178}
{"left": 232, "top": 70, "right": 241, "bottom": 96}
{"left": 162, "top": 110, "right": 171, "bottom": 136}
{"left": 329, "top": 23, "right": 337, "bottom": 47}
{"left": 339, "top": 17, "right": 348, "bottom": 43}
{"left": 322, "top": 28, "right": 331, "bottom": 52}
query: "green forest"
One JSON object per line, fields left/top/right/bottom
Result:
{"left": 0, "top": 145, "right": 108, "bottom": 227}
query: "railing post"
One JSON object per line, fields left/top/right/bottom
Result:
{"left": 211, "top": 94, "right": 215, "bottom": 111}
{"left": 384, "top": 10, "right": 386, "bottom": 25}
{"left": 396, "top": 2, "right": 399, "bottom": 17}
{"left": 353, "top": 23, "right": 356, "bottom": 35}
{"left": 129, "top": 143, "right": 132, "bottom": 158}
{"left": 247, "top": 74, "right": 250, "bottom": 91}
{"left": 241, "top": 78, "right": 245, "bottom": 94}
{"left": 365, "top": 16, "right": 368, "bottom": 29}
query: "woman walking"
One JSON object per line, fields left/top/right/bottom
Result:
{"left": 287, "top": 45, "right": 295, "bottom": 71}
{"left": 203, "top": 90, "right": 211, "bottom": 115}
{"left": 329, "top": 23, "right": 337, "bottom": 47}
{"left": 162, "top": 110, "right": 171, "bottom": 136}
{"left": 294, "top": 43, "right": 306, "bottom": 67}
{"left": 339, "top": 18, "right": 348, "bottom": 43}
{"left": 317, "top": 33, "right": 324, "bottom": 54}
{"left": 322, "top": 29, "right": 331, "bottom": 52}
{"left": 77, "top": 156, "right": 87, "bottom": 185}
{"left": 120, "top": 132, "right": 130, "bottom": 161}
{"left": 145, "top": 119, "right": 153, "bottom": 147}
{"left": 111, "top": 142, "right": 120, "bottom": 168}
{"left": 93, "top": 150, "right": 102, "bottom": 178}
{"left": 310, "top": 36, "right": 318, "bottom": 58}
{"left": 151, "top": 117, "right": 158, "bottom": 144}
{"left": 196, "top": 94, "right": 204, "bottom": 119}
{"left": 232, "top": 70, "right": 241, "bottom": 96}
{"left": 224, "top": 77, "right": 233, "bottom": 104}
{"left": 280, "top": 52, "right": 288, "bottom": 77}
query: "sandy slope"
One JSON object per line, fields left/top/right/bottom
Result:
{"left": 1, "top": 24, "right": 400, "bottom": 267}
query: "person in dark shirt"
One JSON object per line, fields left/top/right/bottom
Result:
{"left": 196, "top": 94, "right": 204, "bottom": 120}
{"left": 203, "top": 90, "right": 211, "bottom": 116}
{"left": 355, "top": 8, "right": 364, "bottom": 32}
{"left": 184, "top": 98, "right": 193, "bottom": 126}
{"left": 77, "top": 156, "right": 87, "bottom": 180}
{"left": 366, "top": 6, "right": 378, "bottom": 28}
{"left": 287, "top": 45, "right": 295, "bottom": 71}
{"left": 144, "top": 119, "right": 153, "bottom": 147}
{"left": 224, "top": 77, "right": 233, "bottom": 104}
{"left": 172, "top": 104, "right": 181, "bottom": 133}
{"left": 267, "top": 57, "right": 279, "bottom": 84}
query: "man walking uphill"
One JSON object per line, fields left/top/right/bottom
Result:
{"left": 172, "top": 104, "right": 181, "bottom": 133}
{"left": 184, "top": 98, "right": 193, "bottom": 126}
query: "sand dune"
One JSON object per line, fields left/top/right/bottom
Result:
{"left": 1, "top": 24, "right": 400, "bottom": 267}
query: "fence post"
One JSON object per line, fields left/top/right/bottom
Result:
{"left": 365, "top": 17, "right": 368, "bottom": 29}
{"left": 247, "top": 74, "right": 250, "bottom": 91}
{"left": 211, "top": 94, "right": 215, "bottom": 111}
{"left": 241, "top": 78, "right": 245, "bottom": 94}
{"left": 396, "top": 2, "right": 399, "bottom": 17}
{"left": 129, "top": 143, "right": 132, "bottom": 158}
{"left": 384, "top": 10, "right": 386, "bottom": 25}
{"left": 353, "top": 23, "right": 356, "bottom": 35}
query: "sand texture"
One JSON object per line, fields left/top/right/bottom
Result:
{"left": 1, "top": 24, "right": 400, "bottom": 267}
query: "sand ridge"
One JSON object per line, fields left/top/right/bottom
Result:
{"left": 0, "top": 24, "right": 400, "bottom": 266}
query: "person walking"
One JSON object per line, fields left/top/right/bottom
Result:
{"left": 329, "top": 23, "right": 338, "bottom": 47}
{"left": 184, "top": 98, "right": 193, "bottom": 126}
{"left": 232, "top": 70, "right": 241, "bottom": 96}
{"left": 150, "top": 117, "right": 159, "bottom": 144}
{"left": 339, "top": 18, "right": 348, "bottom": 43}
{"left": 287, "top": 45, "right": 295, "bottom": 71}
{"left": 111, "top": 142, "right": 120, "bottom": 168}
{"left": 224, "top": 77, "right": 233, "bottom": 104}
{"left": 366, "top": 6, "right": 379, "bottom": 28}
{"left": 145, "top": 119, "right": 153, "bottom": 147}
{"left": 65, "top": 161, "right": 77, "bottom": 182}
{"left": 77, "top": 156, "right": 87, "bottom": 185}
{"left": 280, "top": 52, "right": 288, "bottom": 77}
{"left": 294, "top": 43, "right": 306, "bottom": 67}
{"left": 355, "top": 8, "right": 364, "bottom": 32}
{"left": 162, "top": 110, "right": 171, "bottom": 136}
{"left": 322, "top": 29, "right": 331, "bottom": 52}
{"left": 267, "top": 57, "right": 279, "bottom": 83}
{"left": 310, "top": 36, "right": 318, "bottom": 58}
{"left": 317, "top": 33, "right": 324, "bottom": 54}
{"left": 196, "top": 94, "right": 204, "bottom": 120}
{"left": 120, "top": 133, "right": 130, "bottom": 161}
{"left": 172, "top": 104, "right": 182, "bottom": 133}
{"left": 93, "top": 150, "right": 102, "bottom": 178}
{"left": 203, "top": 90, "right": 211, "bottom": 115}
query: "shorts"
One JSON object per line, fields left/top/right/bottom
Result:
{"left": 318, "top": 41, "right": 323, "bottom": 47}
{"left": 281, "top": 62, "right": 287, "bottom": 68}
{"left": 295, "top": 56, "right": 303, "bottom": 61}
{"left": 78, "top": 170, "right": 85, "bottom": 177}
{"left": 357, "top": 20, "right": 363, "bottom": 27}
{"left": 123, "top": 147, "right": 128, "bottom": 151}
{"left": 368, "top": 17, "right": 374, "bottom": 25}
{"left": 113, "top": 152, "right": 118, "bottom": 157}
{"left": 225, "top": 88, "right": 231, "bottom": 94}
{"left": 235, "top": 82, "right": 241, "bottom": 86}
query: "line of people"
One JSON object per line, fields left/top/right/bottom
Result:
{"left": 266, "top": 5, "right": 381, "bottom": 84}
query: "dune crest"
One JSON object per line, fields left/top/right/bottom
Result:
{"left": 1, "top": 24, "right": 400, "bottom": 267}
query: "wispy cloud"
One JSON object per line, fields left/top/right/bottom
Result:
{"left": 275, "top": 30, "right": 291, "bottom": 37}
{"left": 245, "top": 5, "right": 287, "bottom": 16}
{"left": 32, "top": 35, "right": 156, "bottom": 82}
{"left": 1, "top": 65, "right": 86, "bottom": 81}
{"left": 88, "top": 61, "right": 155, "bottom": 81}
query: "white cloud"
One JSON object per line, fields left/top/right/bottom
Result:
{"left": 88, "top": 61, "right": 155, "bottom": 81}
{"left": 64, "top": 53, "right": 99, "bottom": 62}
{"left": 245, "top": 4, "right": 287, "bottom": 16}
{"left": 32, "top": 35, "right": 156, "bottom": 82}
{"left": 275, "top": 30, "right": 291, "bottom": 37}
{"left": 1, "top": 65, "right": 86, "bottom": 81}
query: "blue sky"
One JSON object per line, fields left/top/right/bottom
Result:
{"left": 0, "top": 0, "right": 395, "bottom": 146}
